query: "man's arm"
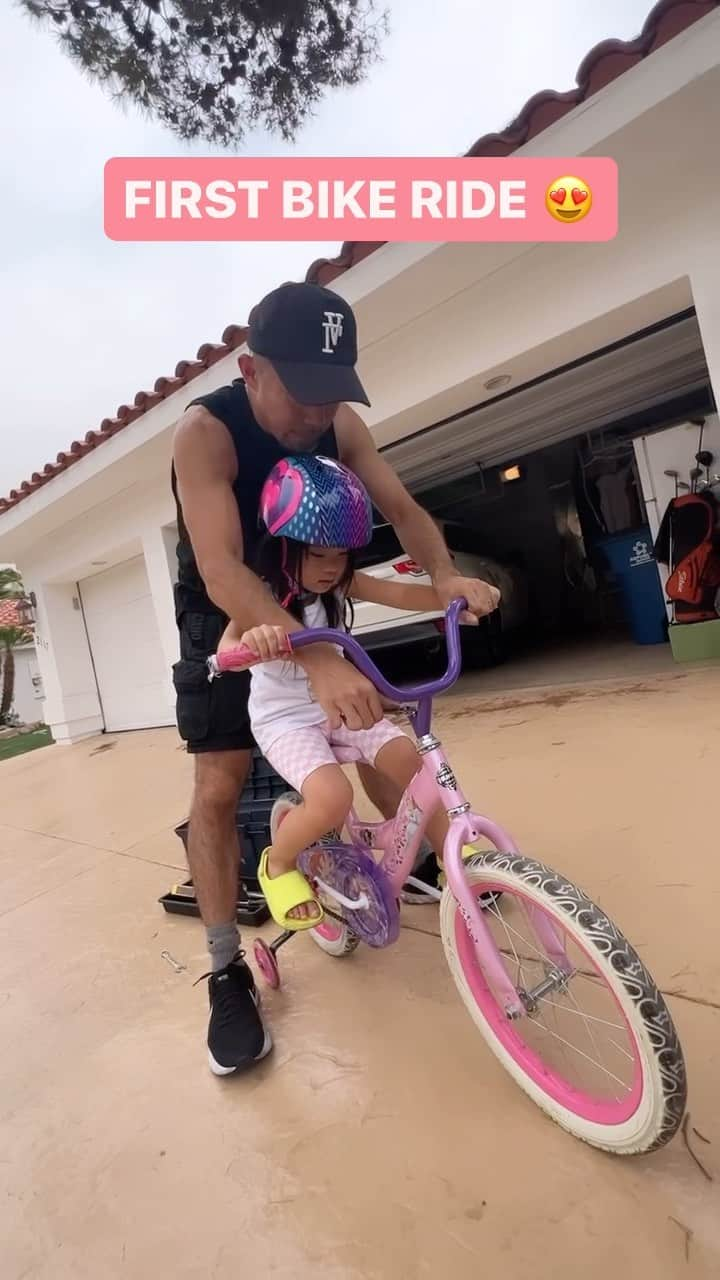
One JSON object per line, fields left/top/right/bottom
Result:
{"left": 173, "top": 406, "right": 296, "bottom": 633}
{"left": 173, "top": 406, "right": 383, "bottom": 729}
{"left": 336, "top": 407, "right": 500, "bottom": 621}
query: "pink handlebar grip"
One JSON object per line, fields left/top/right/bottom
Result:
{"left": 210, "top": 639, "right": 293, "bottom": 675}
{"left": 215, "top": 644, "right": 263, "bottom": 671}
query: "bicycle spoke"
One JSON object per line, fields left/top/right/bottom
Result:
{"left": 607, "top": 1037, "right": 636, "bottom": 1064}
{"left": 480, "top": 891, "right": 636, "bottom": 1097}
{"left": 484, "top": 897, "right": 526, "bottom": 990}
{"left": 565, "top": 983, "right": 619, "bottom": 1089}
{"left": 536, "top": 995, "right": 626, "bottom": 1035}
{"left": 538, "top": 984, "right": 575, "bottom": 1082}
{"left": 484, "top": 899, "right": 551, "bottom": 971}
{"left": 524, "top": 1017, "right": 631, "bottom": 1092}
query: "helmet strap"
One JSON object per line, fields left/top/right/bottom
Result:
{"left": 279, "top": 537, "right": 298, "bottom": 608}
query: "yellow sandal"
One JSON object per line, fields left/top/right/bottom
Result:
{"left": 258, "top": 848, "right": 325, "bottom": 932}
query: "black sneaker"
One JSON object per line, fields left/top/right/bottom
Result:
{"left": 202, "top": 953, "right": 272, "bottom": 1075}
{"left": 401, "top": 850, "right": 503, "bottom": 910}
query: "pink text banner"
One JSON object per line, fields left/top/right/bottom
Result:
{"left": 105, "top": 156, "right": 617, "bottom": 243}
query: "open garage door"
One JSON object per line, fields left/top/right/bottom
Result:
{"left": 385, "top": 312, "right": 710, "bottom": 490}
{"left": 79, "top": 556, "right": 174, "bottom": 732}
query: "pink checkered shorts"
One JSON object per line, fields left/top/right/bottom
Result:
{"left": 264, "top": 717, "right": 407, "bottom": 794}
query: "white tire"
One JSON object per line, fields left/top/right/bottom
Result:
{"left": 440, "top": 851, "right": 686, "bottom": 1154}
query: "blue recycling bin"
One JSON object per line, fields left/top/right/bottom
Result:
{"left": 597, "top": 527, "right": 667, "bottom": 645}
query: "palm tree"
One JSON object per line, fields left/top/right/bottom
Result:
{"left": 0, "top": 568, "right": 23, "bottom": 599}
{"left": 0, "top": 626, "right": 29, "bottom": 723}
{"left": 0, "top": 569, "right": 30, "bottom": 724}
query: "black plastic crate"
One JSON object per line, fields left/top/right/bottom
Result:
{"left": 237, "top": 794, "right": 274, "bottom": 827}
{"left": 174, "top": 812, "right": 272, "bottom": 887}
{"left": 238, "top": 815, "right": 273, "bottom": 882}
{"left": 238, "top": 748, "right": 288, "bottom": 807}
{"left": 169, "top": 750, "right": 289, "bottom": 914}
{"left": 249, "top": 749, "right": 279, "bottom": 781}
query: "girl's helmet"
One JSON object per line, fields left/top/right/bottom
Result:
{"left": 259, "top": 454, "right": 373, "bottom": 549}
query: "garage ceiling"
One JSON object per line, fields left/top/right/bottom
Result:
{"left": 384, "top": 312, "right": 709, "bottom": 490}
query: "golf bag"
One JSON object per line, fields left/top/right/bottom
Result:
{"left": 653, "top": 491, "right": 720, "bottom": 623}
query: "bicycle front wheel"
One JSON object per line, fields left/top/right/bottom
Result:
{"left": 440, "top": 851, "right": 687, "bottom": 1154}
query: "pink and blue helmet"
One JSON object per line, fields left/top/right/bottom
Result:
{"left": 259, "top": 454, "right": 373, "bottom": 549}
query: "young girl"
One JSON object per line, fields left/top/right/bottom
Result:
{"left": 220, "top": 454, "right": 456, "bottom": 931}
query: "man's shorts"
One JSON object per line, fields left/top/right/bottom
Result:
{"left": 172, "top": 597, "right": 254, "bottom": 755}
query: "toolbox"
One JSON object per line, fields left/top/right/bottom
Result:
{"left": 158, "top": 876, "right": 270, "bottom": 926}
{"left": 160, "top": 750, "right": 290, "bottom": 925}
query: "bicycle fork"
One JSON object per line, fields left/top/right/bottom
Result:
{"left": 418, "top": 745, "right": 573, "bottom": 1019}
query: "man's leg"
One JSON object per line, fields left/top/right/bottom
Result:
{"left": 187, "top": 746, "right": 273, "bottom": 1075}
{"left": 173, "top": 604, "right": 271, "bottom": 1072}
{"left": 188, "top": 749, "right": 250, "bottom": 970}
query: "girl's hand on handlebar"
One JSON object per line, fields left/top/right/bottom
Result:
{"left": 237, "top": 624, "right": 291, "bottom": 663}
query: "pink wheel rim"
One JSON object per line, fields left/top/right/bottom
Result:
{"left": 254, "top": 939, "right": 280, "bottom": 990}
{"left": 455, "top": 882, "right": 643, "bottom": 1126}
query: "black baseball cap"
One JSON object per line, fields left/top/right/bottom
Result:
{"left": 247, "top": 281, "right": 371, "bottom": 407}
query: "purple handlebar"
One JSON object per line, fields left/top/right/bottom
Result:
{"left": 288, "top": 596, "right": 466, "bottom": 704}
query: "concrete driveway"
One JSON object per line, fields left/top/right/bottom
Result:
{"left": 1, "top": 662, "right": 719, "bottom": 1278}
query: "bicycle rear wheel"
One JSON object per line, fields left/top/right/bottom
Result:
{"left": 440, "top": 851, "right": 686, "bottom": 1154}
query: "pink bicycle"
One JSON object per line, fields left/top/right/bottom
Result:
{"left": 210, "top": 598, "right": 687, "bottom": 1155}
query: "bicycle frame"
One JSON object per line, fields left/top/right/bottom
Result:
{"left": 210, "top": 598, "right": 572, "bottom": 1017}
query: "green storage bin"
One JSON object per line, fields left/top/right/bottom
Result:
{"left": 669, "top": 619, "right": 720, "bottom": 663}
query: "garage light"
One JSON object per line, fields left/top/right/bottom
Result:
{"left": 484, "top": 374, "right": 512, "bottom": 390}
{"left": 500, "top": 464, "right": 522, "bottom": 483}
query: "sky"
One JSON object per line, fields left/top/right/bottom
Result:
{"left": 0, "top": 0, "right": 655, "bottom": 495}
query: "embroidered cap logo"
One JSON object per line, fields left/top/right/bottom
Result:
{"left": 321, "top": 310, "right": 344, "bottom": 355}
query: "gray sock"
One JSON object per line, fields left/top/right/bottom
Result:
{"left": 206, "top": 921, "right": 241, "bottom": 973}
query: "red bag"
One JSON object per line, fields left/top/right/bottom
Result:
{"left": 656, "top": 493, "right": 720, "bottom": 623}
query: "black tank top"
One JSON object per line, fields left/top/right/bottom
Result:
{"left": 171, "top": 379, "right": 339, "bottom": 613}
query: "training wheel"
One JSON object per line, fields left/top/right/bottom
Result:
{"left": 253, "top": 938, "right": 281, "bottom": 989}
{"left": 298, "top": 843, "right": 400, "bottom": 947}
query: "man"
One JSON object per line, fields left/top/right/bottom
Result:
{"left": 171, "top": 281, "right": 499, "bottom": 1076}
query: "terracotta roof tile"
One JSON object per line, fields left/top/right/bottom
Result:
{"left": 0, "top": 0, "right": 714, "bottom": 518}
{"left": 0, "top": 598, "right": 32, "bottom": 635}
{"left": 306, "top": 0, "right": 717, "bottom": 284}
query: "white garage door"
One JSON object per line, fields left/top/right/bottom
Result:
{"left": 79, "top": 557, "right": 174, "bottom": 732}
